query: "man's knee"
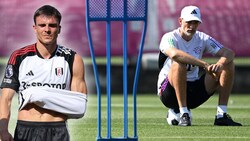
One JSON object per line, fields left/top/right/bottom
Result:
{"left": 171, "top": 62, "right": 187, "bottom": 72}
{"left": 168, "top": 62, "right": 187, "bottom": 86}
{"left": 223, "top": 61, "right": 235, "bottom": 71}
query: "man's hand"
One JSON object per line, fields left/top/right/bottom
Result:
{"left": 208, "top": 63, "right": 223, "bottom": 73}
{"left": 207, "top": 63, "right": 223, "bottom": 81}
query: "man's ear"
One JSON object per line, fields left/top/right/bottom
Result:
{"left": 58, "top": 25, "right": 61, "bottom": 34}
{"left": 32, "top": 25, "right": 37, "bottom": 33}
{"left": 178, "top": 18, "right": 182, "bottom": 25}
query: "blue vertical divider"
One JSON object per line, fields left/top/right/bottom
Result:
{"left": 86, "top": 0, "right": 148, "bottom": 140}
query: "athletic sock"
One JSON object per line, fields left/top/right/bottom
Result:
{"left": 216, "top": 105, "right": 227, "bottom": 118}
{"left": 179, "top": 107, "right": 189, "bottom": 116}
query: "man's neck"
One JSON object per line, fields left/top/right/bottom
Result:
{"left": 36, "top": 42, "right": 57, "bottom": 59}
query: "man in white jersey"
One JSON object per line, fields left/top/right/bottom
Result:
{"left": 157, "top": 5, "right": 242, "bottom": 126}
{"left": 0, "top": 5, "right": 88, "bottom": 141}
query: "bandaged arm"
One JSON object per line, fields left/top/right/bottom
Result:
{"left": 19, "top": 87, "right": 87, "bottom": 119}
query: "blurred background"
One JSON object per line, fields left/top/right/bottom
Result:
{"left": 0, "top": 0, "right": 250, "bottom": 94}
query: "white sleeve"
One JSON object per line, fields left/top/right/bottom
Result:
{"left": 159, "top": 33, "right": 175, "bottom": 54}
{"left": 204, "top": 36, "right": 223, "bottom": 55}
{"left": 19, "top": 87, "right": 87, "bottom": 119}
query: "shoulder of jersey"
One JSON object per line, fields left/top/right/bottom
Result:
{"left": 56, "top": 45, "right": 75, "bottom": 56}
{"left": 8, "top": 44, "right": 36, "bottom": 65}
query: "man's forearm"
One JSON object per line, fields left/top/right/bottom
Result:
{"left": 0, "top": 103, "right": 10, "bottom": 132}
{"left": 171, "top": 50, "right": 208, "bottom": 68}
{"left": 0, "top": 91, "right": 12, "bottom": 132}
{"left": 216, "top": 47, "right": 235, "bottom": 65}
{"left": 217, "top": 56, "right": 234, "bottom": 66}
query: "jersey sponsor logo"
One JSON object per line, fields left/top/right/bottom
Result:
{"left": 21, "top": 81, "right": 67, "bottom": 89}
{"left": 5, "top": 65, "right": 13, "bottom": 78}
{"left": 55, "top": 67, "right": 63, "bottom": 77}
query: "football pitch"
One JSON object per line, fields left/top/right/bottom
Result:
{"left": 8, "top": 93, "right": 250, "bottom": 141}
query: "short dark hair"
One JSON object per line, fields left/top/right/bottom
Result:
{"left": 33, "top": 5, "right": 62, "bottom": 24}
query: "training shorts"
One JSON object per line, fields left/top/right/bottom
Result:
{"left": 159, "top": 74, "right": 214, "bottom": 110}
{"left": 14, "top": 120, "right": 70, "bottom": 141}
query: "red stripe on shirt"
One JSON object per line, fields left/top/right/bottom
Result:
{"left": 8, "top": 44, "right": 36, "bottom": 65}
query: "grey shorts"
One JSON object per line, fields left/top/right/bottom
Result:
{"left": 159, "top": 74, "right": 214, "bottom": 110}
{"left": 14, "top": 120, "right": 69, "bottom": 141}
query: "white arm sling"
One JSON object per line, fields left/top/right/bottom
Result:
{"left": 19, "top": 87, "right": 87, "bottom": 119}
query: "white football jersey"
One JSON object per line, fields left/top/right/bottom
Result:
{"left": 157, "top": 28, "right": 223, "bottom": 94}
{"left": 20, "top": 87, "right": 87, "bottom": 119}
{"left": 1, "top": 44, "right": 76, "bottom": 92}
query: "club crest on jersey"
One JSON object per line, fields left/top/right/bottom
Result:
{"left": 5, "top": 65, "right": 13, "bottom": 78}
{"left": 193, "top": 46, "right": 202, "bottom": 55}
{"left": 55, "top": 67, "right": 63, "bottom": 77}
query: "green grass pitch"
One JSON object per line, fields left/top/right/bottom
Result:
{"left": 8, "top": 94, "right": 250, "bottom": 141}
